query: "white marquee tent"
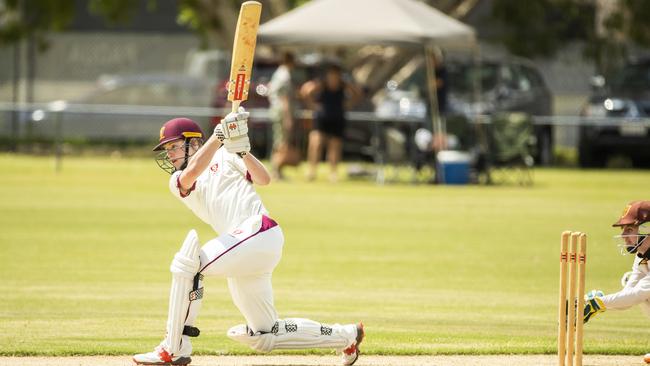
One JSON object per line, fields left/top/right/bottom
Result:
{"left": 259, "top": 0, "right": 476, "bottom": 49}
{"left": 259, "top": 0, "right": 478, "bottom": 143}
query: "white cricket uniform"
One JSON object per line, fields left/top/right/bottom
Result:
{"left": 168, "top": 148, "right": 357, "bottom": 354}
{"left": 602, "top": 256, "right": 650, "bottom": 317}
{"left": 169, "top": 148, "right": 283, "bottom": 332}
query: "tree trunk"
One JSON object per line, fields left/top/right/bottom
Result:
{"left": 594, "top": 0, "right": 625, "bottom": 76}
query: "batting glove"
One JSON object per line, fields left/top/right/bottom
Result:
{"left": 214, "top": 123, "right": 226, "bottom": 142}
{"left": 583, "top": 290, "right": 605, "bottom": 324}
{"left": 223, "top": 135, "right": 251, "bottom": 156}
{"left": 218, "top": 106, "right": 249, "bottom": 139}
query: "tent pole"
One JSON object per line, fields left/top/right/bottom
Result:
{"left": 471, "top": 43, "right": 482, "bottom": 123}
{"left": 424, "top": 44, "right": 441, "bottom": 139}
{"left": 471, "top": 44, "right": 489, "bottom": 152}
{"left": 424, "top": 43, "right": 445, "bottom": 183}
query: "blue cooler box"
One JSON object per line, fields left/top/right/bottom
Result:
{"left": 437, "top": 150, "right": 471, "bottom": 185}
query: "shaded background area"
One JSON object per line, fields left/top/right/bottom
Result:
{"left": 1, "top": 0, "right": 649, "bottom": 169}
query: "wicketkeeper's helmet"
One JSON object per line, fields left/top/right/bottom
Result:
{"left": 613, "top": 200, "right": 650, "bottom": 256}
{"left": 613, "top": 201, "right": 650, "bottom": 227}
{"left": 153, "top": 118, "right": 204, "bottom": 174}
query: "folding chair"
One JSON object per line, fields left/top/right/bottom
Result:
{"left": 486, "top": 112, "right": 535, "bottom": 185}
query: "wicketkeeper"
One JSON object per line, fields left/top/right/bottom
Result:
{"left": 582, "top": 200, "right": 650, "bottom": 363}
{"left": 133, "top": 108, "right": 364, "bottom": 366}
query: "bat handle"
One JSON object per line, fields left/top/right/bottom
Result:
{"left": 229, "top": 100, "right": 246, "bottom": 159}
{"left": 231, "top": 101, "right": 241, "bottom": 113}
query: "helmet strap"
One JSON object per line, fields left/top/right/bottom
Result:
{"left": 179, "top": 139, "right": 191, "bottom": 171}
{"left": 636, "top": 235, "right": 650, "bottom": 259}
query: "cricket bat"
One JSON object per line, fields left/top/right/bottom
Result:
{"left": 227, "top": 1, "right": 262, "bottom": 113}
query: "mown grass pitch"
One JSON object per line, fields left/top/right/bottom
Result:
{"left": 1, "top": 154, "right": 649, "bottom": 356}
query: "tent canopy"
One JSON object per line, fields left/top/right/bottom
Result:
{"left": 258, "top": 0, "right": 476, "bottom": 49}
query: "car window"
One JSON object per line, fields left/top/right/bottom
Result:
{"left": 471, "top": 64, "right": 499, "bottom": 92}
{"left": 513, "top": 66, "right": 532, "bottom": 91}
{"left": 610, "top": 63, "right": 650, "bottom": 93}
{"left": 519, "top": 65, "right": 545, "bottom": 89}
{"left": 500, "top": 65, "right": 518, "bottom": 90}
{"left": 399, "top": 61, "right": 502, "bottom": 94}
{"left": 501, "top": 65, "right": 532, "bottom": 92}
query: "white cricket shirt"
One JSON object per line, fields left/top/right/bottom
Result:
{"left": 169, "top": 147, "right": 268, "bottom": 235}
{"left": 602, "top": 256, "right": 650, "bottom": 309}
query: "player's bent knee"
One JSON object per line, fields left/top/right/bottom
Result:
{"left": 171, "top": 230, "right": 201, "bottom": 277}
{"left": 227, "top": 324, "right": 275, "bottom": 352}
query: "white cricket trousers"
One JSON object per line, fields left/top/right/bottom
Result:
{"left": 187, "top": 214, "right": 283, "bottom": 333}
{"left": 179, "top": 214, "right": 357, "bottom": 354}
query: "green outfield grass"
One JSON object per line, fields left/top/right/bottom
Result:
{"left": 1, "top": 154, "right": 650, "bottom": 356}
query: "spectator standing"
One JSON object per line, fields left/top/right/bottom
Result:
{"left": 432, "top": 50, "right": 448, "bottom": 120}
{"left": 428, "top": 50, "right": 449, "bottom": 184}
{"left": 300, "top": 63, "right": 362, "bottom": 182}
{"left": 268, "top": 52, "right": 300, "bottom": 180}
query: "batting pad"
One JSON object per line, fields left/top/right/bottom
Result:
{"left": 165, "top": 229, "right": 201, "bottom": 356}
{"left": 227, "top": 318, "right": 356, "bottom": 352}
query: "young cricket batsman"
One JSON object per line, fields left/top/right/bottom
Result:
{"left": 132, "top": 110, "right": 363, "bottom": 366}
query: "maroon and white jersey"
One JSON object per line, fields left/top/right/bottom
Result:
{"left": 169, "top": 148, "right": 268, "bottom": 235}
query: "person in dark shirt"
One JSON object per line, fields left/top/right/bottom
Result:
{"left": 300, "top": 63, "right": 362, "bottom": 182}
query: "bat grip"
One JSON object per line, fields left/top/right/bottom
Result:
{"left": 231, "top": 101, "right": 241, "bottom": 113}
{"left": 229, "top": 100, "right": 246, "bottom": 159}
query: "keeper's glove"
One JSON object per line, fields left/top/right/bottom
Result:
{"left": 583, "top": 290, "right": 605, "bottom": 324}
{"left": 223, "top": 135, "right": 251, "bottom": 156}
{"left": 217, "top": 106, "right": 249, "bottom": 139}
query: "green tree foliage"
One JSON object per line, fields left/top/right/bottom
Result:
{"left": 176, "top": 0, "right": 310, "bottom": 49}
{"left": 0, "top": 0, "right": 75, "bottom": 50}
{"left": 0, "top": 0, "right": 151, "bottom": 50}
{"left": 616, "top": 0, "right": 650, "bottom": 46}
{"left": 0, "top": 0, "right": 309, "bottom": 50}
{"left": 490, "top": 0, "right": 650, "bottom": 72}
{"left": 87, "top": 0, "right": 141, "bottom": 24}
{"left": 491, "top": 0, "right": 593, "bottom": 58}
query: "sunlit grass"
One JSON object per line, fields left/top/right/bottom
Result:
{"left": 1, "top": 154, "right": 649, "bottom": 355}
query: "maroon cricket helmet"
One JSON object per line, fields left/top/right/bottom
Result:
{"left": 613, "top": 201, "right": 650, "bottom": 227}
{"left": 153, "top": 118, "right": 204, "bottom": 151}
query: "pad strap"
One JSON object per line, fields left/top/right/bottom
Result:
{"left": 189, "top": 273, "right": 204, "bottom": 301}
{"left": 183, "top": 326, "right": 200, "bottom": 337}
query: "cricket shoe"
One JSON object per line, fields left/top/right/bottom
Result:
{"left": 133, "top": 345, "right": 191, "bottom": 366}
{"left": 340, "top": 322, "right": 364, "bottom": 366}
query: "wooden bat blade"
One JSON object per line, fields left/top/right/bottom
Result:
{"left": 227, "top": 1, "right": 262, "bottom": 109}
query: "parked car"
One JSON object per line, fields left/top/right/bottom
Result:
{"left": 578, "top": 58, "right": 650, "bottom": 167}
{"left": 375, "top": 57, "right": 554, "bottom": 165}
